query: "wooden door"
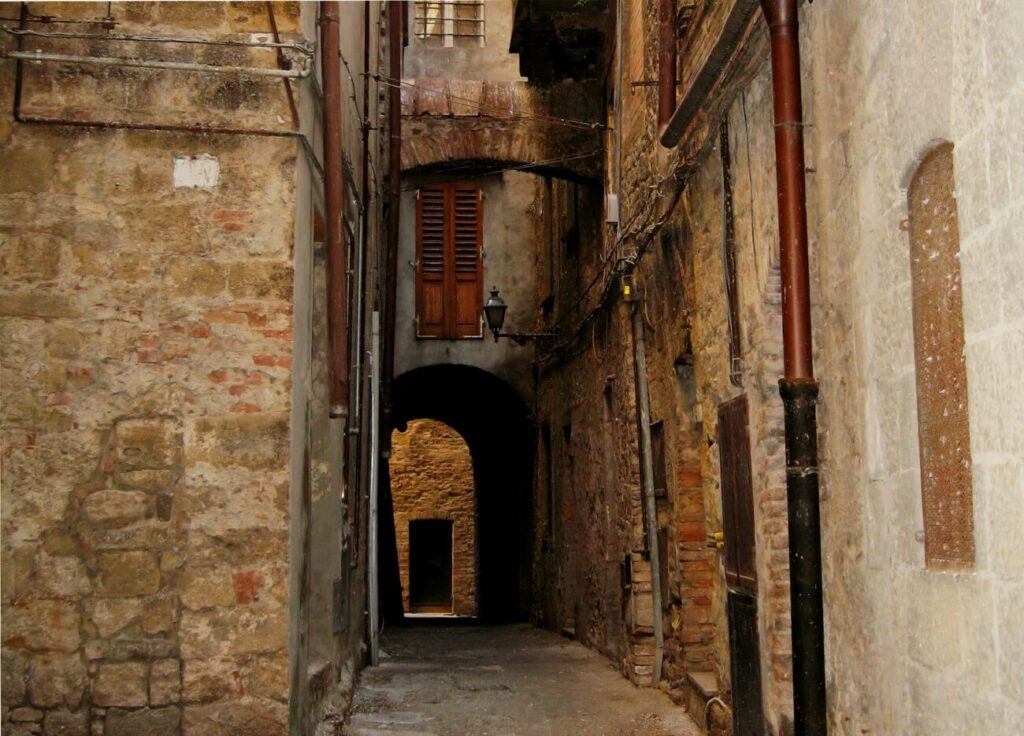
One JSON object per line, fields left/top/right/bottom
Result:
{"left": 718, "top": 396, "right": 765, "bottom": 736}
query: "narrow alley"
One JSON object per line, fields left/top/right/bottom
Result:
{"left": 2, "top": 1, "right": 1023, "bottom": 736}
{"left": 347, "top": 624, "right": 701, "bottom": 736}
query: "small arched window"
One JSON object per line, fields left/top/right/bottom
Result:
{"left": 907, "top": 142, "right": 975, "bottom": 571}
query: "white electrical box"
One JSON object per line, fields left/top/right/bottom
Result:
{"left": 606, "top": 193, "right": 619, "bottom": 224}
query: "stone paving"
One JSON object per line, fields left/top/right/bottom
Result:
{"left": 346, "top": 623, "right": 701, "bottom": 736}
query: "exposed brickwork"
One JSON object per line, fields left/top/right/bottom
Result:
{"left": 390, "top": 420, "right": 477, "bottom": 617}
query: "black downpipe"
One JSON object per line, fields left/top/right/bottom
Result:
{"left": 780, "top": 379, "right": 826, "bottom": 735}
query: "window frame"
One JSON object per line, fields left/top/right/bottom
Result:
{"left": 413, "top": 1, "right": 485, "bottom": 48}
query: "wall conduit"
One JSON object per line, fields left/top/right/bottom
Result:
{"left": 321, "top": 1, "right": 349, "bottom": 418}
{"left": 759, "top": 0, "right": 827, "bottom": 733}
{"left": 657, "top": 0, "right": 676, "bottom": 138}
{"left": 628, "top": 288, "right": 665, "bottom": 686}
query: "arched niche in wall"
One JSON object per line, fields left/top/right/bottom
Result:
{"left": 906, "top": 141, "right": 976, "bottom": 571}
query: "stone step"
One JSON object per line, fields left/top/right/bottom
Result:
{"left": 349, "top": 712, "right": 432, "bottom": 726}
{"left": 345, "top": 728, "right": 440, "bottom": 736}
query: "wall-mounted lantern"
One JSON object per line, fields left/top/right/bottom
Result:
{"left": 482, "top": 287, "right": 555, "bottom": 346}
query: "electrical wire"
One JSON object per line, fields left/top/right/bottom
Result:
{"left": 339, "top": 49, "right": 382, "bottom": 199}
{"left": 536, "top": 162, "right": 690, "bottom": 366}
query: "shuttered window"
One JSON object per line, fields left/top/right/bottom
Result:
{"left": 416, "top": 183, "right": 483, "bottom": 339}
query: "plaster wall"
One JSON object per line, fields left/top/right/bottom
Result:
{"left": 805, "top": 1, "right": 1024, "bottom": 733}
{"left": 394, "top": 171, "right": 540, "bottom": 399}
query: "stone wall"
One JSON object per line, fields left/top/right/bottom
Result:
{"left": 806, "top": 1, "right": 1024, "bottom": 733}
{"left": 0, "top": 125, "right": 296, "bottom": 736}
{"left": 0, "top": 3, "right": 376, "bottom": 735}
{"left": 390, "top": 420, "right": 477, "bottom": 617}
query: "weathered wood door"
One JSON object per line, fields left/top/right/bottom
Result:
{"left": 718, "top": 396, "right": 765, "bottom": 736}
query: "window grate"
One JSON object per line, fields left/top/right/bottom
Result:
{"left": 414, "top": 1, "right": 485, "bottom": 47}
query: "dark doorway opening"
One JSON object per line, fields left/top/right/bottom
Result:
{"left": 381, "top": 364, "right": 535, "bottom": 624}
{"left": 409, "top": 519, "right": 454, "bottom": 612}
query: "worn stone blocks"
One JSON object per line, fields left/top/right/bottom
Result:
{"left": 95, "top": 552, "right": 162, "bottom": 598}
{"left": 92, "top": 662, "right": 148, "bottom": 708}
{"left": 105, "top": 706, "right": 182, "bottom": 736}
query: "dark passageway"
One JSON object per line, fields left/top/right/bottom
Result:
{"left": 382, "top": 364, "right": 535, "bottom": 623}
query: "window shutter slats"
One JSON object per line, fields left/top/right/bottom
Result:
{"left": 420, "top": 189, "right": 446, "bottom": 275}
{"left": 416, "top": 187, "right": 447, "bottom": 337}
{"left": 452, "top": 185, "right": 482, "bottom": 337}
{"left": 415, "top": 183, "right": 483, "bottom": 339}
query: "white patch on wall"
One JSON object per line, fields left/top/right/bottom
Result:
{"left": 173, "top": 155, "right": 220, "bottom": 189}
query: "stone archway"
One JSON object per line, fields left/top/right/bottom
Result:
{"left": 386, "top": 364, "right": 535, "bottom": 622}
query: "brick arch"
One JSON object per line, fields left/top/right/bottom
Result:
{"left": 400, "top": 79, "right": 603, "bottom": 181}
{"left": 402, "top": 123, "right": 601, "bottom": 181}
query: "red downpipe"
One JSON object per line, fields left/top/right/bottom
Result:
{"left": 382, "top": 0, "right": 402, "bottom": 415}
{"left": 322, "top": 1, "right": 348, "bottom": 418}
{"left": 657, "top": 0, "right": 677, "bottom": 137}
{"left": 763, "top": 0, "right": 812, "bottom": 381}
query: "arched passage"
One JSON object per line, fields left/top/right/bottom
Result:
{"left": 385, "top": 364, "right": 535, "bottom": 622}
{"left": 390, "top": 419, "right": 477, "bottom": 616}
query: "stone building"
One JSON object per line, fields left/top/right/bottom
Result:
{"left": 1, "top": 2, "right": 395, "bottom": 734}
{"left": 2, "top": 1, "right": 1022, "bottom": 736}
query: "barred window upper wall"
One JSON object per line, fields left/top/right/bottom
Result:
{"left": 414, "top": 1, "right": 486, "bottom": 48}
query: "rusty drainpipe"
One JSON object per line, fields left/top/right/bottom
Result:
{"left": 322, "top": 1, "right": 348, "bottom": 418}
{"left": 657, "top": 0, "right": 676, "bottom": 138}
{"left": 760, "top": 1, "right": 826, "bottom": 734}
{"left": 382, "top": 0, "right": 402, "bottom": 427}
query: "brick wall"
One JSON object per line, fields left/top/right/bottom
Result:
{"left": 390, "top": 420, "right": 477, "bottom": 617}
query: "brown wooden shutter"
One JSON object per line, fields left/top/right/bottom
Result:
{"left": 416, "top": 183, "right": 483, "bottom": 339}
{"left": 416, "top": 186, "right": 446, "bottom": 337}
{"left": 718, "top": 395, "right": 757, "bottom": 592}
{"left": 451, "top": 184, "right": 483, "bottom": 337}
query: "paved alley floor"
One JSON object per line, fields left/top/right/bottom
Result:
{"left": 346, "top": 623, "right": 701, "bottom": 736}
